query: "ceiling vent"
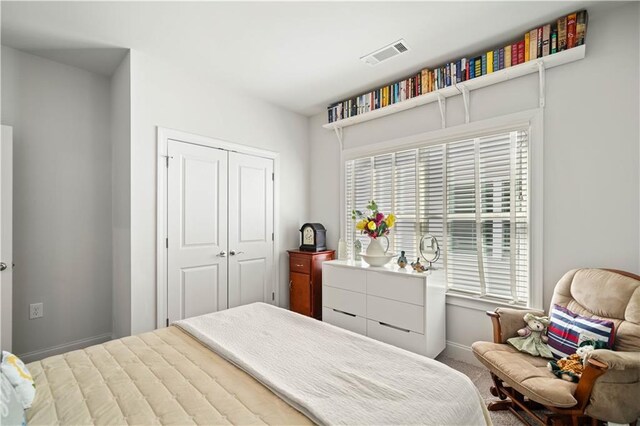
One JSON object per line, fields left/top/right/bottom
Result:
{"left": 360, "top": 39, "right": 410, "bottom": 66}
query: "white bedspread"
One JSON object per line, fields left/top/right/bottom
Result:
{"left": 176, "top": 303, "right": 490, "bottom": 426}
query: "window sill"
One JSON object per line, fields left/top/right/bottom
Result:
{"left": 445, "top": 292, "right": 531, "bottom": 312}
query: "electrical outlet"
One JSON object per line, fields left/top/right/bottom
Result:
{"left": 29, "top": 303, "right": 43, "bottom": 319}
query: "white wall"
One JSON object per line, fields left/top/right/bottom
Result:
{"left": 309, "top": 3, "right": 640, "bottom": 360}
{"left": 128, "top": 51, "right": 310, "bottom": 334}
{"left": 111, "top": 52, "right": 131, "bottom": 339}
{"left": 1, "top": 46, "right": 113, "bottom": 356}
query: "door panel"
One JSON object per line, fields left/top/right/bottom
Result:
{"left": 1, "top": 126, "right": 13, "bottom": 351}
{"left": 228, "top": 152, "right": 274, "bottom": 308}
{"left": 168, "top": 140, "right": 228, "bottom": 322}
{"left": 290, "top": 272, "right": 310, "bottom": 315}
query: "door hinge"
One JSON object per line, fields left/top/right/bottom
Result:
{"left": 166, "top": 238, "right": 168, "bottom": 248}
{"left": 272, "top": 292, "right": 275, "bottom": 301}
{"left": 166, "top": 318, "right": 169, "bottom": 327}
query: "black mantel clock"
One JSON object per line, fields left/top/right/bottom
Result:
{"left": 299, "top": 223, "right": 327, "bottom": 252}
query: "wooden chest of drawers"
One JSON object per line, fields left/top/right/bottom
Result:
{"left": 322, "top": 260, "right": 446, "bottom": 358}
{"left": 287, "top": 250, "right": 335, "bottom": 319}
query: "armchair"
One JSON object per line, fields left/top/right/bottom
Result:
{"left": 472, "top": 269, "right": 640, "bottom": 426}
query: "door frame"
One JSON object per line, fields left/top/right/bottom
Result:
{"left": 156, "top": 127, "right": 280, "bottom": 329}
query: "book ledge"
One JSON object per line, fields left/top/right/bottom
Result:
{"left": 323, "top": 45, "right": 585, "bottom": 132}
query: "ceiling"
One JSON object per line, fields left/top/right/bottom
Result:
{"left": 1, "top": 1, "right": 620, "bottom": 116}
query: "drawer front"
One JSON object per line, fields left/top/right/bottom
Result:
{"left": 323, "top": 307, "right": 367, "bottom": 336}
{"left": 366, "top": 295, "right": 424, "bottom": 334}
{"left": 367, "top": 320, "right": 425, "bottom": 355}
{"left": 289, "top": 255, "right": 310, "bottom": 274}
{"left": 366, "top": 271, "right": 425, "bottom": 306}
{"left": 322, "top": 286, "right": 366, "bottom": 317}
{"left": 323, "top": 265, "right": 366, "bottom": 293}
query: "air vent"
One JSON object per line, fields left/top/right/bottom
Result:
{"left": 360, "top": 39, "right": 410, "bottom": 66}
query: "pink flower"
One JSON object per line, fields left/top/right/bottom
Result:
{"left": 375, "top": 212, "right": 384, "bottom": 223}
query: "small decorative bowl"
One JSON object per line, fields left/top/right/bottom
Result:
{"left": 361, "top": 253, "right": 395, "bottom": 267}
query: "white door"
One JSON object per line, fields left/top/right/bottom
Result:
{"left": 228, "top": 152, "right": 274, "bottom": 308}
{"left": 167, "top": 140, "right": 228, "bottom": 322}
{"left": 1, "top": 126, "right": 13, "bottom": 351}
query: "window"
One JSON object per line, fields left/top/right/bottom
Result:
{"left": 345, "top": 129, "right": 530, "bottom": 306}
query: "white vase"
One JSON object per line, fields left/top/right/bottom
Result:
{"left": 366, "top": 238, "right": 385, "bottom": 256}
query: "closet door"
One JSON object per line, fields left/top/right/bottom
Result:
{"left": 227, "top": 152, "right": 274, "bottom": 308}
{"left": 167, "top": 140, "right": 228, "bottom": 321}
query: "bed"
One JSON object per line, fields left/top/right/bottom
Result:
{"left": 26, "top": 303, "right": 490, "bottom": 425}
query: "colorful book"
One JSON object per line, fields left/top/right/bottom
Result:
{"left": 567, "top": 13, "right": 577, "bottom": 49}
{"left": 481, "top": 54, "right": 487, "bottom": 75}
{"left": 505, "top": 45, "right": 512, "bottom": 68}
{"left": 576, "top": 10, "right": 588, "bottom": 46}
{"left": 469, "top": 58, "right": 475, "bottom": 79}
{"left": 542, "top": 24, "right": 551, "bottom": 56}
{"left": 537, "top": 27, "right": 543, "bottom": 58}
{"left": 486, "top": 51, "right": 494, "bottom": 73}
{"left": 498, "top": 48, "right": 504, "bottom": 70}
{"left": 557, "top": 16, "right": 567, "bottom": 51}
{"left": 517, "top": 40, "right": 525, "bottom": 64}
{"left": 529, "top": 29, "right": 537, "bottom": 59}
{"left": 524, "top": 32, "right": 530, "bottom": 61}
{"left": 551, "top": 29, "right": 557, "bottom": 54}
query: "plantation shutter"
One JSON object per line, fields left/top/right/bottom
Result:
{"left": 393, "top": 150, "right": 418, "bottom": 260}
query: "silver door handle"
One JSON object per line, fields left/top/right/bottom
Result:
{"left": 229, "top": 250, "right": 244, "bottom": 256}
{"left": 217, "top": 251, "right": 227, "bottom": 257}
{"left": 0, "top": 262, "right": 6, "bottom": 271}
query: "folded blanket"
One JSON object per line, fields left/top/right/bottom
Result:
{"left": 177, "top": 303, "right": 490, "bottom": 425}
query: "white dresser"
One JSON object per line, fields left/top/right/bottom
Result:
{"left": 322, "top": 260, "right": 446, "bottom": 358}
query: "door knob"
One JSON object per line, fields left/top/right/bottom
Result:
{"left": 0, "top": 262, "right": 6, "bottom": 271}
{"left": 217, "top": 251, "right": 227, "bottom": 257}
{"left": 229, "top": 250, "right": 244, "bottom": 256}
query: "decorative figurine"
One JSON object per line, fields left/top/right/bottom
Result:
{"left": 397, "top": 251, "right": 408, "bottom": 268}
{"left": 353, "top": 240, "right": 362, "bottom": 261}
{"left": 411, "top": 258, "right": 428, "bottom": 273}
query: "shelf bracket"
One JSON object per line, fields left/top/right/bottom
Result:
{"left": 460, "top": 84, "right": 470, "bottom": 124}
{"left": 537, "top": 61, "right": 546, "bottom": 108}
{"left": 333, "top": 126, "right": 344, "bottom": 151}
{"left": 437, "top": 93, "right": 446, "bottom": 129}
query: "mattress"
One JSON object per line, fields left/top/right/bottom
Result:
{"left": 26, "top": 326, "right": 311, "bottom": 425}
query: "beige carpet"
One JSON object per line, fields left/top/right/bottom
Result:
{"left": 437, "top": 355, "right": 544, "bottom": 425}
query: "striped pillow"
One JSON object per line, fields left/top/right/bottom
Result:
{"left": 547, "top": 304, "right": 615, "bottom": 359}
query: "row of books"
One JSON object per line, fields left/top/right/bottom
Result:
{"left": 327, "top": 10, "right": 588, "bottom": 124}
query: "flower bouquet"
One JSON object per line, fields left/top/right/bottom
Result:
{"left": 352, "top": 200, "right": 396, "bottom": 266}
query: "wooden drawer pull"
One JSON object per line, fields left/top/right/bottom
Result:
{"left": 379, "top": 322, "right": 410, "bottom": 333}
{"left": 332, "top": 308, "right": 356, "bottom": 317}
{"left": 295, "top": 263, "right": 304, "bottom": 268}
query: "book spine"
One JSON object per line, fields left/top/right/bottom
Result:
{"left": 417, "top": 73, "right": 422, "bottom": 95}
{"left": 537, "top": 27, "right": 543, "bottom": 58}
{"left": 493, "top": 49, "right": 499, "bottom": 71}
{"left": 518, "top": 40, "right": 525, "bottom": 64}
{"left": 498, "top": 48, "right": 504, "bottom": 70}
{"left": 542, "top": 24, "right": 551, "bottom": 56}
{"left": 567, "top": 13, "right": 577, "bottom": 49}
{"left": 557, "top": 16, "right": 567, "bottom": 51}
{"left": 576, "top": 10, "right": 587, "bottom": 46}
{"left": 524, "top": 32, "right": 530, "bottom": 61}
{"left": 470, "top": 58, "right": 475, "bottom": 79}
{"left": 475, "top": 56, "right": 482, "bottom": 77}
{"left": 504, "top": 45, "right": 511, "bottom": 68}
{"left": 421, "top": 69, "right": 427, "bottom": 95}
{"left": 481, "top": 54, "right": 487, "bottom": 76}
{"left": 456, "top": 60, "right": 462, "bottom": 83}
{"left": 529, "top": 29, "right": 538, "bottom": 59}
{"left": 551, "top": 29, "right": 557, "bottom": 54}
{"left": 486, "top": 51, "right": 493, "bottom": 74}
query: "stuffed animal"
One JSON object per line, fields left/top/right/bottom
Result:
{"left": 507, "top": 313, "right": 554, "bottom": 358}
{"left": 548, "top": 340, "right": 608, "bottom": 382}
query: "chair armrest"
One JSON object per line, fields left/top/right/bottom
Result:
{"left": 486, "top": 307, "right": 545, "bottom": 343}
{"left": 574, "top": 358, "right": 608, "bottom": 410}
{"left": 588, "top": 349, "right": 640, "bottom": 370}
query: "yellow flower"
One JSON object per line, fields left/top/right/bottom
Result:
{"left": 385, "top": 213, "right": 396, "bottom": 228}
{"left": 355, "top": 219, "right": 368, "bottom": 230}
{"left": 367, "top": 221, "right": 377, "bottom": 231}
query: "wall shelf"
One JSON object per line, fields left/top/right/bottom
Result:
{"left": 323, "top": 45, "right": 585, "bottom": 131}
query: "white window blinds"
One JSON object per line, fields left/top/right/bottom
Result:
{"left": 345, "top": 129, "right": 530, "bottom": 306}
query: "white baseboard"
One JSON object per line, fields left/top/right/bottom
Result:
{"left": 442, "top": 340, "right": 483, "bottom": 367}
{"left": 18, "top": 332, "right": 113, "bottom": 363}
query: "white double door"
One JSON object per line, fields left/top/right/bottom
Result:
{"left": 167, "top": 140, "right": 274, "bottom": 322}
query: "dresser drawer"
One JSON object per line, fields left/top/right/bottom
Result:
{"left": 367, "top": 271, "right": 425, "bottom": 306}
{"left": 367, "top": 320, "right": 425, "bottom": 355}
{"left": 323, "top": 265, "right": 366, "bottom": 293}
{"left": 366, "top": 295, "right": 424, "bottom": 334}
{"left": 289, "top": 255, "right": 310, "bottom": 274}
{"left": 323, "top": 286, "right": 366, "bottom": 317}
{"left": 323, "top": 307, "right": 367, "bottom": 336}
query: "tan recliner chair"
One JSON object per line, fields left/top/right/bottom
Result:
{"left": 472, "top": 269, "right": 640, "bottom": 425}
